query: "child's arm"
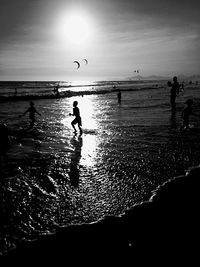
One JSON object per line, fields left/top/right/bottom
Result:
{"left": 69, "top": 109, "right": 75, "bottom": 116}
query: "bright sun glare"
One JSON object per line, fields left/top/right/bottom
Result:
{"left": 66, "top": 14, "right": 90, "bottom": 44}
{"left": 59, "top": 12, "right": 92, "bottom": 45}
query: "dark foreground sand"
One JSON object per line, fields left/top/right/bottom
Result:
{"left": 2, "top": 166, "right": 199, "bottom": 265}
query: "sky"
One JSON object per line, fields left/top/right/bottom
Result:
{"left": 0, "top": 0, "right": 199, "bottom": 81}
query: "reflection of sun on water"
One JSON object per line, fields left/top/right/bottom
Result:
{"left": 70, "top": 81, "right": 95, "bottom": 87}
{"left": 80, "top": 134, "right": 96, "bottom": 167}
{"left": 61, "top": 96, "right": 97, "bottom": 167}
{"left": 76, "top": 96, "right": 97, "bottom": 167}
{"left": 78, "top": 96, "right": 97, "bottom": 130}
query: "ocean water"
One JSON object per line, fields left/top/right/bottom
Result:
{"left": 0, "top": 80, "right": 200, "bottom": 255}
{"left": 0, "top": 80, "right": 159, "bottom": 98}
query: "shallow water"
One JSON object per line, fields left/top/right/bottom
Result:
{"left": 0, "top": 82, "right": 200, "bottom": 254}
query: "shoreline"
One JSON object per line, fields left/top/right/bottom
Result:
{"left": 3, "top": 165, "right": 200, "bottom": 264}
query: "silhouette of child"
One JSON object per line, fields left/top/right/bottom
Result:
{"left": 181, "top": 99, "right": 196, "bottom": 130}
{"left": 69, "top": 101, "right": 82, "bottom": 134}
{"left": 20, "top": 101, "right": 41, "bottom": 128}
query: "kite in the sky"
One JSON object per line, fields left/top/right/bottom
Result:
{"left": 82, "top": 58, "right": 88, "bottom": 65}
{"left": 73, "top": 61, "right": 80, "bottom": 69}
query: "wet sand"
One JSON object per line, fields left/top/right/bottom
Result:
{"left": 3, "top": 166, "right": 200, "bottom": 265}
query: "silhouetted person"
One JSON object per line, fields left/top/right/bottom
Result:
{"left": 0, "top": 123, "right": 10, "bottom": 160}
{"left": 14, "top": 88, "right": 17, "bottom": 96}
{"left": 53, "top": 85, "right": 60, "bottom": 97}
{"left": 69, "top": 101, "right": 83, "bottom": 134}
{"left": 181, "top": 99, "right": 197, "bottom": 130}
{"left": 20, "top": 101, "right": 41, "bottom": 128}
{"left": 168, "top": 76, "right": 180, "bottom": 110}
{"left": 117, "top": 90, "right": 121, "bottom": 104}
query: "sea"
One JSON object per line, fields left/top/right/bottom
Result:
{"left": 0, "top": 79, "right": 200, "bottom": 255}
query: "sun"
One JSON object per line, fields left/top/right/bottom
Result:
{"left": 64, "top": 13, "right": 91, "bottom": 44}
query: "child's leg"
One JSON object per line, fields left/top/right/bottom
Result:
{"left": 78, "top": 125, "right": 82, "bottom": 134}
{"left": 181, "top": 117, "right": 189, "bottom": 130}
{"left": 71, "top": 122, "right": 77, "bottom": 132}
{"left": 78, "top": 118, "right": 82, "bottom": 134}
{"left": 184, "top": 117, "right": 189, "bottom": 129}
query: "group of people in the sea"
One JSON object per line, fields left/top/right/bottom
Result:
{"left": 117, "top": 76, "right": 198, "bottom": 131}
{"left": 0, "top": 76, "right": 199, "bottom": 160}
{"left": 167, "top": 76, "right": 198, "bottom": 130}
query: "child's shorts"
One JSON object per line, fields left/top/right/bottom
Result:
{"left": 72, "top": 117, "right": 82, "bottom": 126}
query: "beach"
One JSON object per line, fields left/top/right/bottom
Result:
{"left": 4, "top": 166, "right": 200, "bottom": 265}
{"left": 0, "top": 80, "right": 200, "bottom": 261}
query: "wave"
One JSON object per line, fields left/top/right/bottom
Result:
{"left": 0, "top": 86, "right": 165, "bottom": 103}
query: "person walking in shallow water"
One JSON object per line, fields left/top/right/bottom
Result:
{"left": 168, "top": 76, "right": 180, "bottom": 110}
{"left": 20, "top": 101, "right": 41, "bottom": 128}
{"left": 69, "top": 101, "right": 83, "bottom": 135}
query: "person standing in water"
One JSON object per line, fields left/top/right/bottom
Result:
{"left": 69, "top": 101, "right": 83, "bottom": 135}
{"left": 117, "top": 89, "right": 122, "bottom": 104}
{"left": 20, "top": 101, "right": 41, "bottom": 128}
{"left": 14, "top": 88, "right": 18, "bottom": 96}
{"left": 168, "top": 76, "right": 180, "bottom": 110}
